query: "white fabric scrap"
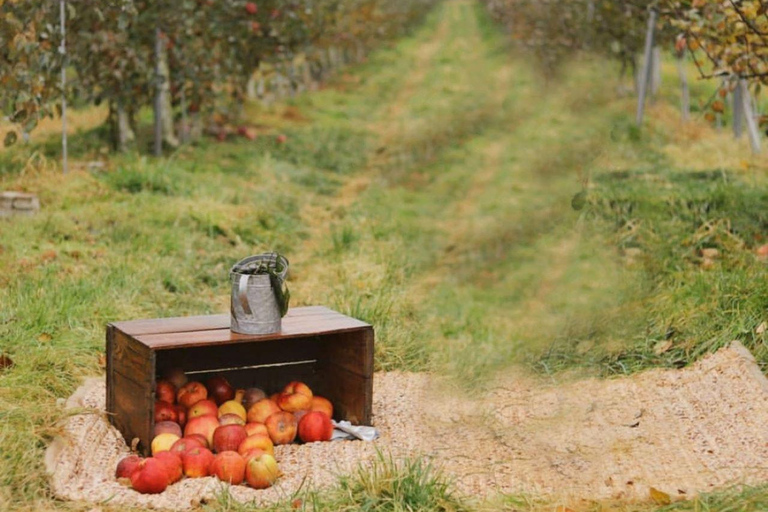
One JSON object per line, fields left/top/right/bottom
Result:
{"left": 331, "top": 420, "right": 379, "bottom": 441}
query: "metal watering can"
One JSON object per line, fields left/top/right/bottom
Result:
{"left": 230, "top": 253, "right": 290, "bottom": 335}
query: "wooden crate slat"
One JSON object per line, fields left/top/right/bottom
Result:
{"left": 318, "top": 328, "right": 374, "bottom": 378}
{"left": 138, "top": 315, "right": 369, "bottom": 350}
{"left": 155, "top": 337, "right": 324, "bottom": 375}
{"left": 111, "top": 305, "right": 336, "bottom": 336}
{"left": 314, "top": 364, "right": 372, "bottom": 424}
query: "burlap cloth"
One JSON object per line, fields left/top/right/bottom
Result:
{"left": 46, "top": 341, "right": 768, "bottom": 508}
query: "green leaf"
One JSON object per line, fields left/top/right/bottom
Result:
{"left": 571, "top": 190, "right": 587, "bottom": 211}
{"left": 3, "top": 130, "right": 18, "bottom": 147}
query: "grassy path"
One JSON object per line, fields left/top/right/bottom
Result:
{"left": 286, "top": 0, "right": 633, "bottom": 386}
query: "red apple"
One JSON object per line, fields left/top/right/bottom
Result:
{"left": 264, "top": 411, "right": 297, "bottom": 445}
{"left": 310, "top": 396, "right": 333, "bottom": 418}
{"left": 185, "top": 433, "right": 209, "bottom": 449}
{"left": 151, "top": 433, "right": 180, "bottom": 455}
{"left": 130, "top": 457, "right": 168, "bottom": 494}
{"left": 245, "top": 2, "right": 258, "bottom": 15}
{"left": 184, "top": 415, "right": 220, "bottom": 447}
{"left": 293, "top": 409, "right": 309, "bottom": 424}
{"left": 162, "top": 367, "right": 188, "bottom": 390}
{"left": 245, "top": 423, "right": 268, "bottom": 437}
{"left": 213, "top": 424, "right": 248, "bottom": 453}
{"left": 237, "top": 434, "right": 274, "bottom": 456}
{"left": 181, "top": 447, "right": 215, "bottom": 478}
{"left": 154, "top": 451, "right": 183, "bottom": 485}
{"left": 154, "top": 421, "right": 182, "bottom": 439}
{"left": 241, "top": 448, "right": 266, "bottom": 462}
{"left": 115, "top": 455, "right": 142, "bottom": 481}
{"left": 175, "top": 404, "right": 187, "bottom": 428}
{"left": 210, "top": 451, "right": 246, "bottom": 485}
{"left": 177, "top": 381, "right": 207, "bottom": 408}
{"left": 206, "top": 376, "right": 235, "bottom": 405}
{"left": 188, "top": 399, "right": 218, "bottom": 419}
{"left": 242, "top": 388, "right": 267, "bottom": 412}
{"left": 276, "top": 392, "right": 311, "bottom": 413}
{"left": 170, "top": 437, "right": 205, "bottom": 456}
{"left": 282, "top": 381, "right": 313, "bottom": 397}
{"left": 219, "top": 413, "right": 246, "bottom": 426}
{"left": 298, "top": 411, "right": 333, "bottom": 443}
{"left": 250, "top": 21, "right": 261, "bottom": 33}
{"left": 247, "top": 398, "right": 281, "bottom": 424}
{"left": 218, "top": 400, "right": 247, "bottom": 421}
{"left": 276, "top": 134, "right": 288, "bottom": 145}
{"left": 155, "top": 380, "right": 177, "bottom": 404}
{"left": 277, "top": 381, "right": 313, "bottom": 412}
{"left": 245, "top": 452, "right": 280, "bottom": 489}
{"left": 154, "top": 401, "right": 178, "bottom": 423}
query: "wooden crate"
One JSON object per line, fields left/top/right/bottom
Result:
{"left": 106, "top": 306, "right": 373, "bottom": 455}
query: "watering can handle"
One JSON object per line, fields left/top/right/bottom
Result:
{"left": 231, "top": 253, "right": 289, "bottom": 281}
{"left": 238, "top": 274, "right": 253, "bottom": 316}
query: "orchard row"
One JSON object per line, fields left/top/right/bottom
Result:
{"left": 481, "top": 0, "right": 768, "bottom": 103}
{"left": 0, "top": 0, "right": 437, "bottom": 150}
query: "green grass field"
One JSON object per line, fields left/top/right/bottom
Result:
{"left": 2, "top": 1, "right": 768, "bottom": 510}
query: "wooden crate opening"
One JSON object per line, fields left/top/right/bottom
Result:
{"left": 107, "top": 307, "right": 373, "bottom": 455}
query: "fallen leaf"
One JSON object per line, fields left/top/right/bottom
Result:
{"left": 98, "top": 353, "right": 107, "bottom": 369}
{"left": 0, "top": 353, "right": 13, "bottom": 371}
{"left": 37, "top": 333, "right": 52, "bottom": 342}
{"left": 757, "top": 322, "right": 767, "bottom": 335}
{"left": 650, "top": 486, "right": 671, "bottom": 505}
{"left": 555, "top": 507, "right": 575, "bottom": 512}
{"left": 41, "top": 250, "right": 58, "bottom": 262}
{"left": 654, "top": 340, "right": 673, "bottom": 355}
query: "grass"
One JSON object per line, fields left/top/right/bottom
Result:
{"left": 2, "top": 0, "right": 768, "bottom": 510}
{"left": 200, "top": 451, "right": 469, "bottom": 512}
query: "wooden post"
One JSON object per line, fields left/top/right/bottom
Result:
{"left": 153, "top": 26, "right": 163, "bottom": 157}
{"left": 60, "top": 0, "right": 68, "bottom": 174}
{"left": 676, "top": 54, "right": 689, "bottom": 121}
{"left": 636, "top": 8, "right": 657, "bottom": 127}
{"left": 740, "top": 79, "right": 761, "bottom": 154}
{"left": 733, "top": 79, "right": 743, "bottom": 139}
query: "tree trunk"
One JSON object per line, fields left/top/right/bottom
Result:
{"left": 676, "top": 55, "right": 689, "bottom": 122}
{"left": 636, "top": 8, "right": 656, "bottom": 126}
{"left": 109, "top": 100, "right": 136, "bottom": 152}
{"left": 246, "top": 73, "right": 258, "bottom": 100}
{"left": 154, "top": 27, "right": 163, "bottom": 156}
{"left": 117, "top": 100, "right": 135, "bottom": 151}
{"left": 733, "top": 79, "right": 743, "bottom": 139}
{"left": 159, "top": 41, "right": 179, "bottom": 149}
{"left": 740, "top": 79, "right": 761, "bottom": 154}
{"left": 303, "top": 60, "right": 313, "bottom": 90}
{"left": 356, "top": 42, "right": 365, "bottom": 63}
{"left": 651, "top": 46, "right": 661, "bottom": 96}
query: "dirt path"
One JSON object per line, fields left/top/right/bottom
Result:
{"left": 374, "top": 341, "right": 768, "bottom": 503}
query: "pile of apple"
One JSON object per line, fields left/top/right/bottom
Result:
{"left": 115, "top": 368, "right": 335, "bottom": 494}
